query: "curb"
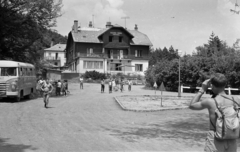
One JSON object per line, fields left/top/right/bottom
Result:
{"left": 114, "top": 96, "right": 189, "bottom": 112}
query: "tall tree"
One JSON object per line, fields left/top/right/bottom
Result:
{"left": 0, "top": 0, "right": 62, "bottom": 62}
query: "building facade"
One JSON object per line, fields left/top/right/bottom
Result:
{"left": 65, "top": 21, "right": 152, "bottom": 76}
{"left": 44, "top": 44, "right": 66, "bottom": 67}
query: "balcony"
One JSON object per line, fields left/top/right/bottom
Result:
{"left": 75, "top": 53, "right": 149, "bottom": 60}
{"left": 107, "top": 54, "right": 149, "bottom": 60}
{"left": 77, "top": 53, "right": 107, "bottom": 58}
{"left": 45, "top": 56, "right": 61, "bottom": 60}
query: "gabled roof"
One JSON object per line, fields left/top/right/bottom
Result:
{"left": 70, "top": 25, "right": 152, "bottom": 46}
{"left": 44, "top": 44, "right": 66, "bottom": 52}
{"left": 98, "top": 24, "right": 134, "bottom": 38}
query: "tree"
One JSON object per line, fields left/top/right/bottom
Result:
{"left": 0, "top": 0, "right": 62, "bottom": 62}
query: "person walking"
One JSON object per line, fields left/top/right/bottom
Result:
{"left": 189, "top": 73, "right": 240, "bottom": 152}
{"left": 101, "top": 79, "right": 105, "bottom": 93}
{"left": 79, "top": 76, "right": 83, "bottom": 89}
{"left": 109, "top": 79, "right": 112, "bottom": 93}
{"left": 112, "top": 79, "right": 116, "bottom": 91}
{"left": 56, "top": 80, "right": 62, "bottom": 96}
{"left": 120, "top": 79, "right": 124, "bottom": 92}
{"left": 128, "top": 79, "right": 132, "bottom": 91}
{"left": 41, "top": 78, "right": 53, "bottom": 108}
{"left": 62, "top": 80, "right": 68, "bottom": 96}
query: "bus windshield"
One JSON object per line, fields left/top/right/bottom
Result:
{"left": 0, "top": 67, "right": 17, "bottom": 76}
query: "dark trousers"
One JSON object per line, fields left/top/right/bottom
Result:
{"left": 56, "top": 87, "right": 61, "bottom": 96}
{"left": 128, "top": 85, "right": 131, "bottom": 91}
{"left": 101, "top": 84, "right": 105, "bottom": 93}
{"left": 120, "top": 85, "right": 124, "bottom": 92}
{"left": 80, "top": 82, "right": 83, "bottom": 89}
{"left": 109, "top": 85, "right": 112, "bottom": 93}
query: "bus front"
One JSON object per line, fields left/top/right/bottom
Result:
{"left": 0, "top": 67, "right": 18, "bottom": 99}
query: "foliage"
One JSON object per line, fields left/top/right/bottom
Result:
{"left": 83, "top": 71, "right": 107, "bottom": 80}
{"left": 0, "top": 0, "right": 64, "bottom": 70}
{"left": 146, "top": 32, "right": 240, "bottom": 91}
{"left": 149, "top": 46, "right": 179, "bottom": 66}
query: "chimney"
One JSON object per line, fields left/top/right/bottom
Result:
{"left": 134, "top": 24, "right": 138, "bottom": 30}
{"left": 106, "top": 22, "right": 112, "bottom": 28}
{"left": 74, "top": 20, "right": 78, "bottom": 32}
{"left": 89, "top": 21, "right": 93, "bottom": 28}
{"left": 50, "top": 38, "right": 54, "bottom": 47}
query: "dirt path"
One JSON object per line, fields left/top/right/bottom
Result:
{"left": 0, "top": 83, "right": 237, "bottom": 152}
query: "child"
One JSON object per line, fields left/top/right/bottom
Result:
{"left": 128, "top": 79, "right": 132, "bottom": 91}
{"left": 62, "top": 80, "right": 68, "bottom": 96}
{"left": 109, "top": 79, "right": 112, "bottom": 93}
{"left": 101, "top": 79, "right": 105, "bottom": 93}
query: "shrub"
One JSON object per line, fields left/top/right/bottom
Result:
{"left": 83, "top": 70, "right": 106, "bottom": 80}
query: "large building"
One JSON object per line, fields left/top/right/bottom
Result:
{"left": 65, "top": 20, "right": 152, "bottom": 75}
{"left": 44, "top": 44, "right": 66, "bottom": 67}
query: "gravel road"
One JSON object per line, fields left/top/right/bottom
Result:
{"left": 0, "top": 83, "right": 236, "bottom": 152}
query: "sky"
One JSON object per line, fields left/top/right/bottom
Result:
{"left": 53, "top": 0, "right": 240, "bottom": 55}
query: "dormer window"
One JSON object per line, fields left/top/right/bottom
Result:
{"left": 109, "top": 36, "right": 113, "bottom": 42}
{"left": 119, "top": 36, "right": 123, "bottom": 42}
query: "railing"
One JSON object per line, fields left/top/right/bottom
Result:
{"left": 77, "top": 53, "right": 107, "bottom": 58}
{"left": 108, "top": 54, "right": 149, "bottom": 60}
{"left": 45, "top": 56, "right": 61, "bottom": 60}
{"left": 76, "top": 53, "right": 149, "bottom": 60}
{"left": 181, "top": 85, "right": 240, "bottom": 95}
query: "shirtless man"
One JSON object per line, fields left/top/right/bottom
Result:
{"left": 189, "top": 73, "right": 240, "bottom": 152}
{"left": 41, "top": 79, "right": 53, "bottom": 108}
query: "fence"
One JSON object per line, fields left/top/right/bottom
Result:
{"left": 181, "top": 85, "right": 240, "bottom": 95}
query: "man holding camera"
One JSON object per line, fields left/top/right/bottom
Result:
{"left": 189, "top": 73, "right": 240, "bottom": 152}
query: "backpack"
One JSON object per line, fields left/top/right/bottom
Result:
{"left": 211, "top": 95, "right": 240, "bottom": 140}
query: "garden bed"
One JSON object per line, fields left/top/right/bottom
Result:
{"left": 115, "top": 95, "right": 207, "bottom": 112}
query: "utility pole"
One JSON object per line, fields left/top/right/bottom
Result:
{"left": 92, "top": 15, "right": 95, "bottom": 27}
{"left": 121, "top": 16, "right": 130, "bottom": 29}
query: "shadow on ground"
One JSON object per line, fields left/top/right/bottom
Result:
{"left": 103, "top": 113, "right": 208, "bottom": 146}
{"left": 0, "top": 138, "right": 37, "bottom": 152}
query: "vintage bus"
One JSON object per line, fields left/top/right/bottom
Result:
{"left": 0, "top": 60, "right": 37, "bottom": 101}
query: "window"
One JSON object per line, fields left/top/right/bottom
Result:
{"left": 83, "top": 61, "right": 103, "bottom": 69}
{"left": 135, "top": 64, "right": 143, "bottom": 71}
{"left": 109, "top": 36, "right": 113, "bottom": 42}
{"left": 0, "top": 67, "right": 17, "bottom": 76}
{"left": 135, "top": 50, "right": 142, "bottom": 57}
{"left": 87, "top": 48, "right": 93, "bottom": 54}
{"left": 55, "top": 62, "right": 58, "bottom": 66}
{"left": 49, "top": 52, "right": 51, "bottom": 56}
{"left": 119, "top": 36, "right": 123, "bottom": 42}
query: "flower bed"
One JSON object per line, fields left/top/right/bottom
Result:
{"left": 115, "top": 95, "right": 207, "bottom": 112}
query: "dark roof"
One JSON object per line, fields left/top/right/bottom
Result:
{"left": 71, "top": 26, "right": 152, "bottom": 46}
{"left": 44, "top": 44, "right": 66, "bottom": 52}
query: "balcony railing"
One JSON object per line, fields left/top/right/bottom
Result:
{"left": 77, "top": 53, "right": 107, "bottom": 58}
{"left": 76, "top": 53, "right": 149, "bottom": 60}
{"left": 108, "top": 54, "right": 149, "bottom": 60}
{"left": 45, "top": 56, "right": 61, "bottom": 60}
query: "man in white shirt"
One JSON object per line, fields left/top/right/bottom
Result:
{"left": 79, "top": 77, "right": 83, "bottom": 89}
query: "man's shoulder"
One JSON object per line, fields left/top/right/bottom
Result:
{"left": 201, "top": 97, "right": 215, "bottom": 108}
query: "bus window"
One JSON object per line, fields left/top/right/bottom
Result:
{"left": 30, "top": 68, "right": 32, "bottom": 76}
{"left": 0, "top": 67, "right": 17, "bottom": 76}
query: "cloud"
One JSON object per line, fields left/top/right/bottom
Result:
{"left": 53, "top": 0, "right": 126, "bottom": 35}
{"left": 106, "top": 0, "right": 124, "bottom": 8}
